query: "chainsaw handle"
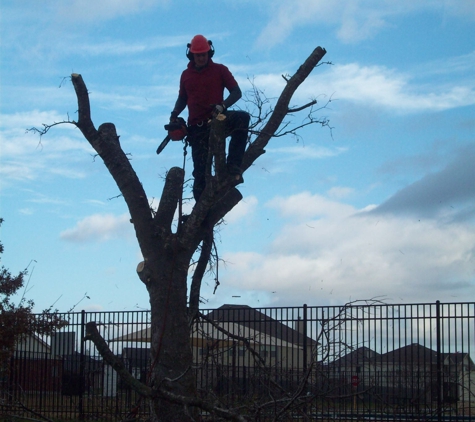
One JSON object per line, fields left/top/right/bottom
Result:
{"left": 164, "top": 122, "right": 182, "bottom": 131}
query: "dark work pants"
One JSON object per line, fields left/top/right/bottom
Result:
{"left": 187, "top": 110, "right": 250, "bottom": 200}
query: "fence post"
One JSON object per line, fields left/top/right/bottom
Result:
{"left": 303, "top": 304, "right": 308, "bottom": 373}
{"left": 436, "top": 300, "right": 442, "bottom": 422}
{"left": 79, "top": 309, "right": 86, "bottom": 420}
{"left": 303, "top": 304, "right": 308, "bottom": 417}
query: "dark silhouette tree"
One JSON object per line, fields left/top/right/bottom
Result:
{"left": 33, "top": 46, "right": 328, "bottom": 421}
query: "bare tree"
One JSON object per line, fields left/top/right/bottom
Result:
{"left": 34, "top": 46, "right": 328, "bottom": 420}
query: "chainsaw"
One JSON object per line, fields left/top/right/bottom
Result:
{"left": 156, "top": 117, "right": 188, "bottom": 155}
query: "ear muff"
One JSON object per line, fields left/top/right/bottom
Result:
{"left": 186, "top": 40, "right": 215, "bottom": 61}
{"left": 186, "top": 43, "right": 192, "bottom": 61}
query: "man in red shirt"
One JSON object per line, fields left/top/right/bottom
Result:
{"left": 170, "top": 35, "right": 250, "bottom": 200}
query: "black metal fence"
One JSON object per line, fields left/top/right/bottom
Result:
{"left": 1, "top": 301, "right": 474, "bottom": 421}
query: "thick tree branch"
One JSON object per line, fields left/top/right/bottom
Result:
{"left": 155, "top": 167, "right": 184, "bottom": 230}
{"left": 70, "top": 74, "right": 155, "bottom": 256}
{"left": 242, "top": 46, "right": 327, "bottom": 169}
{"left": 71, "top": 73, "right": 97, "bottom": 142}
{"left": 206, "top": 187, "right": 243, "bottom": 227}
{"left": 85, "top": 322, "right": 153, "bottom": 397}
{"left": 189, "top": 229, "right": 213, "bottom": 323}
{"left": 85, "top": 321, "right": 249, "bottom": 421}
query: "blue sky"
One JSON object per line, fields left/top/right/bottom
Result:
{"left": 1, "top": 0, "right": 474, "bottom": 313}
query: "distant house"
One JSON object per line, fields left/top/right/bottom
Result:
{"left": 197, "top": 304, "right": 317, "bottom": 370}
{"left": 115, "top": 305, "right": 316, "bottom": 370}
{"left": 440, "top": 351, "right": 475, "bottom": 411}
{"left": 114, "top": 304, "right": 317, "bottom": 394}
{"left": 15, "top": 334, "right": 52, "bottom": 358}
{"left": 7, "top": 333, "right": 103, "bottom": 395}
{"left": 9, "top": 334, "right": 63, "bottom": 392}
{"left": 443, "top": 351, "right": 475, "bottom": 371}
{"left": 315, "top": 346, "right": 381, "bottom": 397}
{"left": 323, "top": 343, "right": 475, "bottom": 409}
{"left": 325, "top": 346, "right": 381, "bottom": 373}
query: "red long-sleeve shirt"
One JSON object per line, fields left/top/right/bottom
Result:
{"left": 178, "top": 59, "right": 238, "bottom": 126}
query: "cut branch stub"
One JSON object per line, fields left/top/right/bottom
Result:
{"left": 136, "top": 260, "right": 152, "bottom": 284}
{"left": 71, "top": 73, "right": 97, "bottom": 142}
{"left": 209, "top": 115, "right": 227, "bottom": 181}
{"left": 155, "top": 166, "right": 184, "bottom": 230}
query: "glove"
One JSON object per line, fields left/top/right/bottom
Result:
{"left": 170, "top": 111, "right": 179, "bottom": 122}
{"left": 212, "top": 104, "right": 226, "bottom": 118}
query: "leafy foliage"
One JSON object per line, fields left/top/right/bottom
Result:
{"left": 0, "top": 218, "right": 67, "bottom": 365}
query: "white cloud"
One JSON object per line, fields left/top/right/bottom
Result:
{"left": 242, "top": 53, "right": 474, "bottom": 116}
{"left": 78, "top": 35, "right": 190, "bottom": 56}
{"left": 19, "top": 208, "right": 34, "bottom": 215}
{"left": 0, "top": 111, "right": 95, "bottom": 186}
{"left": 28, "top": 194, "right": 69, "bottom": 206}
{"left": 60, "top": 213, "right": 134, "bottom": 242}
{"left": 327, "top": 186, "right": 355, "bottom": 199}
{"left": 222, "top": 193, "right": 475, "bottom": 306}
{"left": 269, "top": 146, "right": 348, "bottom": 161}
{"left": 255, "top": 1, "right": 334, "bottom": 49}
{"left": 0, "top": 162, "right": 38, "bottom": 183}
{"left": 55, "top": 0, "right": 169, "bottom": 23}
{"left": 256, "top": 0, "right": 475, "bottom": 48}
{"left": 267, "top": 192, "right": 355, "bottom": 221}
{"left": 303, "top": 62, "right": 475, "bottom": 113}
{"left": 225, "top": 196, "right": 258, "bottom": 224}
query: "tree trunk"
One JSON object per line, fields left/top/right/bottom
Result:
{"left": 146, "top": 248, "right": 196, "bottom": 421}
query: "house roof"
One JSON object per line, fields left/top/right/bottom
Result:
{"left": 204, "top": 304, "right": 317, "bottom": 347}
{"left": 112, "top": 305, "right": 317, "bottom": 348}
{"left": 328, "top": 343, "right": 475, "bottom": 369}
{"left": 442, "top": 352, "right": 475, "bottom": 370}
{"left": 381, "top": 343, "right": 438, "bottom": 364}
{"left": 15, "top": 333, "right": 52, "bottom": 353}
{"left": 328, "top": 346, "right": 381, "bottom": 366}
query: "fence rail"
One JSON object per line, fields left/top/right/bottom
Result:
{"left": 1, "top": 301, "right": 474, "bottom": 421}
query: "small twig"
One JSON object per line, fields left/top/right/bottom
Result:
{"left": 26, "top": 120, "right": 76, "bottom": 137}
{"left": 108, "top": 192, "right": 124, "bottom": 201}
{"left": 287, "top": 99, "right": 317, "bottom": 113}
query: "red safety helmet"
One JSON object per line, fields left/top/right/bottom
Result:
{"left": 189, "top": 35, "right": 211, "bottom": 54}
